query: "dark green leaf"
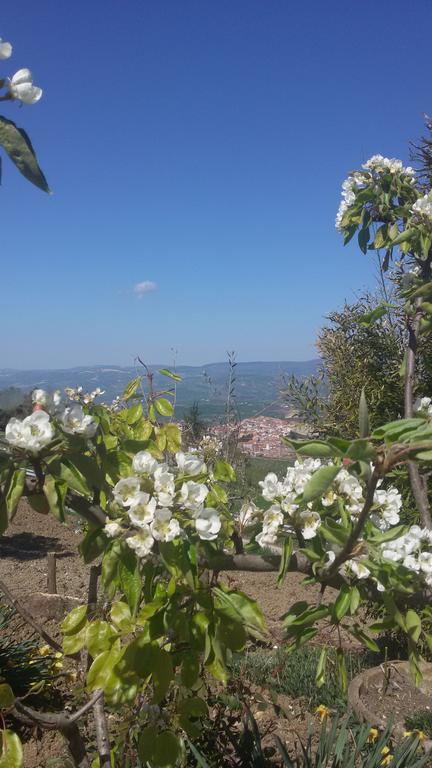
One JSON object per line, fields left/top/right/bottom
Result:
{"left": 0, "top": 115, "right": 49, "bottom": 192}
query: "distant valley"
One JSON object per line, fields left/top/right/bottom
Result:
{"left": 0, "top": 360, "right": 320, "bottom": 420}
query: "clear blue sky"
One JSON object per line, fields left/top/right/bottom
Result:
{"left": 1, "top": 0, "right": 430, "bottom": 368}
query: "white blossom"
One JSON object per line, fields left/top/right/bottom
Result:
{"left": 256, "top": 528, "right": 278, "bottom": 548}
{"left": 0, "top": 39, "right": 12, "bottom": 59}
{"left": 238, "top": 500, "right": 259, "bottom": 527}
{"left": 132, "top": 451, "right": 159, "bottom": 475}
{"left": 59, "top": 404, "right": 97, "bottom": 437}
{"left": 412, "top": 191, "right": 432, "bottom": 222}
{"left": 362, "top": 155, "right": 414, "bottom": 176}
{"left": 128, "top": 492, "right": 156, "bottom": 527}
{"left": 263, "top": 504, "right": 284, "bottom": 530}
{"left": 259, "top": 472, "right": 282, "bottom": 501}
{"left": 126, "top": 526, "right": 154, "bottom": 558}
{"left": 179, "top": 480, "right": 209, "bottom": 510}
{"left": 195, "top": 507, "right": 221, "bottom": 540}
{"left": 9, "top": 68, "right": 42, "bottom": 104}
{"left": 175, "top": 451, "right": 206, "bottom": 476}
{"left": 298, "top": 509, "right": 321, "bottom": 540}
{"left": 373, "top": 487, "right": 401, "bottom": 529}
{"left": 150, "top": 508, "right": 181, "bottom": 542}
{"left": 343, "top": 558, "right": 370, "bottom": 579}
{"left": 419, "top": 551, "right": 432, "bottom": 574}
{"left": 32, "top": 389, "right": 49, "bottom": 407}
{"left": 113, "top": 476, "right": 141, "bottom": 507}
{"left": 153, "top": 467, "right": 175, "bottom": 506}
{"left": 414, "top": 396, "right": 432, "bottom": 418}
{"left": 104, "top": 520, "right": 123, "bottom": 538}
{"left": 5, "top": 411, "right": 54, "bottom": 453}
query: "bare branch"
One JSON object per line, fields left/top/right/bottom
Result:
{"left": 0, "top": 576, "right": 62, "bottom": 652}
{"left": 93, "top": 692, "right": 112, "bottom": 767}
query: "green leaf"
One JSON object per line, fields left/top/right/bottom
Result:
{"left": 406, "top": 609, "right": 422, "bottom": 643}
{"left": 0, "top": 115, "right": 49, "bottom": 192}
{"left": 79, "top": 526, "right": 107, "bottom": 563}
{"left": 164, "top": 423, "right": 182, "bottom": 452}
{"left": 63, "top": 626, "right": 87, "bottom": 655}
{"left": 336, "top": 647, "right": 347, "bottom": 693}
{"left": 154, "top": 398, "right": 174, "bottom": 417}
{"left": 122, "top": 377, "right": 142, "bottom": 401}
{"left": 358, "top": 227, "right": 370, "bottom": 254}
{"left": 58, "top": 460, "right": 91, "bottom": 496}
{"left": 277, "top": 537, "right": 293, "bottom": 586}
{"left": 86, "top": 621, "right": 117, "bottom": 658}
{"left": 284, "top": 438, "right": 336, "bottom": 458}
{"left": 153, "top": 731, "right": 181, "bottom": 768}
{"left": 0, "top": 729, "right": 23, "bottom": 768}
{"left": 332, "top": 584, "right": 351, "bottom": 622}
{"left": 152, "top": 648, "right": 173, "bottom": 703}
{"left": 315, "top": 647, "right": 327, "bottom": 688}
{"left": 186, "top": 740, "right": 211, "bottom": 768}
{"left": 125, "top": 403, "right": 143, "bottom": 425}
{"left": 358, "top": 388, "right": 370, "bottom": 438}
{"left": 5, "top": 469, "right": 25, "bottom": 517}
{"left": 0, "top": 685, "right": 15, "bottom": 710}
{"left": 159, "top": 368, "right": 182, "bottom": 382}
{"left": 373, "top": 418, "right": 424, "bottom": 441}
{"left": 110, "top": 601, "right": 134, "bottom": 633}
{"left": 301, "top": 464, "right": 340, "bottom": 503}
{"left": 357, "top": 304, "right": 394, "bottom": 328}
{"left": 181, "top": 654, "right": 200, "bottom": 687}
{"left": 137, "top": 726, "right": 157, "bottom": 764}
{"left": 62, "top": 605, "right": 87, "bottom": 635}
{"left": 43, "top": 474, "right": 66, "bottom": 521}
{"left": 213, "top": 587, "right": 266, "bottom": 639}
{"left": 213, "top": 459, "right": 236, "bottom": 482}
{"left": 348, "top": 625, "right": 379, "bottom": 652}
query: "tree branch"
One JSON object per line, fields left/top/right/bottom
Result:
{"left": 93, "top": 692, "right": 112, "bottom": 767}
{"left": 0, "top": 577, "right": 62, "bottom": 652}
{"left": 326, "top": 469, "right": 380, "bottom": 578}
{"left": 13, "top": 689, "right": 102, "bottom": 730}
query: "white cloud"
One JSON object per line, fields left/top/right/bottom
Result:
{"left": 134, "top": 280, "right": 157, "bottom": 298}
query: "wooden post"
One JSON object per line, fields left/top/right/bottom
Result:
{"left": 47, "top": 552, "right": 57, "bottom": 594}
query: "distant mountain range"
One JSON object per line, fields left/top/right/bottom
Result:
{"left": 0, "top": 360, "right": 320, "bottom": 420}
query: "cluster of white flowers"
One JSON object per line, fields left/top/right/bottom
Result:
{"left": 104, "top": 451, "right": 222, "bottom": 558}
{"left": 64, "top": 386, "right": 105, "bottom": 404}
{"left": 32, "top": 388, "right": 62, "bottom": 413}
{"left": 0, "top": 35, "right": 42, "bottom": 104}
{"left": 335, "top": 155, "right": 415, "bottom": 232}
{"left": 414, "top": 396, "right": 432, "bottom": 418}
{"left": 256, "top": 459, "right": 402, "bottom": 550}
{"left": 257, "top": 458, "right": 324, "bottom": 546}
{"left": 411, "top": 191, "right": 432, "bottom": 223}
{"left": 381, "top": 526, "right": 432, "bottom": 586}
{"left": 335, "top": 173, "right": 367, "bottom": 231}
{"left": 362, "top": 155, "right": 415, "bottom": 178}
{"left": 5, "top": 388, "right": 98, "bottom": 453}
{"left": 5, "top": 411, "right": 54, "bottom": 453}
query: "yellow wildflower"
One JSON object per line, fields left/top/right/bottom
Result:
{"left": 404, "top": 729, "right": 427, "bottom": 742}
{"left": 315, "top": 704, "right": 330, "bottom": 721}
{"left": 380, "top": 746, "right": 392, "bottom": 766}
{"left": 368, "top": 728, "right": 379, "bottom": 743}
{"left": 38, "top": 644, "right": 51, "bottom": 656}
